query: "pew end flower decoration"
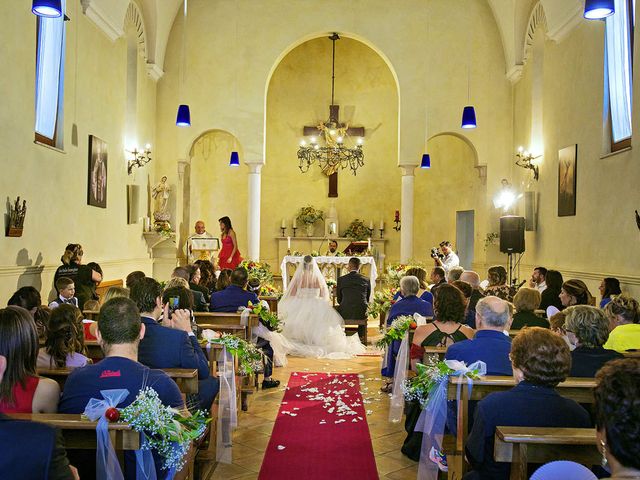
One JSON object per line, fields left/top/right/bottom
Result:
{"left": 367, "top": 287, "right": 398, "bottom": 319}
{"left": 403, "top": 358, "right": 483, "bottom": 408}
{"left": 120, "top": 387, "right": 209, "bottom": 471}
{"left": 247, "top": 301, "right": 282, "bottom": 332}
{"left": 240, "top": 260, "right": 273, "bottom": 285}
{"left": 208, "top": 333, "right": 264, "bottom": 375}
{"left": 376, "top": 315, "right": 416, "bottom": 349}
{"left": 325, "top": 278, "right": 337, "bottom": 289}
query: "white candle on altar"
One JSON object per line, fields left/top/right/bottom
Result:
{"left": 367, "top": 237, "right": 371, "bottom": 250}
{"left": 287, "top": 236, "right": 291, "bottom": 249}
{"left": 379, "top": 219, "right": 384, "bottom": 230}
{"left": 281, "top": 218, "right": 286, "bottom": 228}
{"left": 292, "top": 218, "right": 297, "bottom": 228}
{"left": 369, "top": 220, "right": 374, "bottom": 230}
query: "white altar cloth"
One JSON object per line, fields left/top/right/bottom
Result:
{"left": 280, "top": 255, "right": 377, "bottom": 302}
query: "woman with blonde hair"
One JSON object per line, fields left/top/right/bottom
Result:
{"left": 511, "top": 287, "right": 548, "bottom": 329}
{"left": 100, "top": 286, "right": 130, "bottom": 306}
{"left": 603, "top": 294, "right": 640, "bottom": 352}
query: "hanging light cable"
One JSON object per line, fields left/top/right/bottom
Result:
{"left": 421, "top": 7, "right": 432, "bottom": 169}
{"left": 176, "top": 0, "right": 191, "bottom": 127}
{"left": 461, "top": 15, "right": 477, "bottom": 129}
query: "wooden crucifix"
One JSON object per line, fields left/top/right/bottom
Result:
{"left": 303, "top": 104, "right": 365, "bottom": 197}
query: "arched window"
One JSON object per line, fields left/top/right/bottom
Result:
{"left": 34, "top": 0, "right": 66, "bottom": 148}
{"left": 604, "top": 0, "right": 635, "bottom": 152}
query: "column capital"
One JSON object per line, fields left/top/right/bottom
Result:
{"left": 400, "top": 165, "right": 416, "bottom": 176}
{"left": 246, "top": 163, "right": 263, "bottom": 174}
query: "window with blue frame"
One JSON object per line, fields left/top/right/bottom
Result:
{"left": 34, "top": 0, "right": 66, "bottom": 148}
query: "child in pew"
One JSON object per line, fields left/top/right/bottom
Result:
{"left": 59, "top": 297, "right": 186, "bottom": 479}
{"left": 463, "top": 328, "right": 591, "bottom": 480}
{"left": 38, "top": 304, "right": 90, "bottom": 369}
{"left": 49, "top": 277, "right": 79, "bottom": 309}
{"left": 0, "top": 306, "right": 60, "bottom": 414}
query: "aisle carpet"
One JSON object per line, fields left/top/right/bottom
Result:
{"left": 258, "top": 372, "right": 379, "bottom": 480}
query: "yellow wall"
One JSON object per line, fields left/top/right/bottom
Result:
{"left": 0, "top": 2, "right": 156, "bottom": 301}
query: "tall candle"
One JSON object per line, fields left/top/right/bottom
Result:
{"left": 369, "top": 220, "right": 374, "bottom": 230}
{"left": 379, "top": 219, "right": 384, "bottom": 230}
{"left": 292, "top": 218, "right": 297, "bottom": 228}
{"left": 281, "top": 218, "right": 286, "bottom": 228}
{"left": 287, "top": 236, "right": 291, "bottom": 249}
{"left": 367, "top": 237, "right": 371, "bottom": 250}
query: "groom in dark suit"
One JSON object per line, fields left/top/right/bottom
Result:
{"left": 336, "top": 257, "right": 371, "bottom": 320}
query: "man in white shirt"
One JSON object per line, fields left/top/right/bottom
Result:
{"left": 529, "top": 266, "right": 547, "bottom": 293}
{"left": 184, "top": 220, "right": 217, "bottom": 263}
{"left": 433, "top": 240, "right": 460, "bottom": 276}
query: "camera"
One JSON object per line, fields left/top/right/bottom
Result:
{"left": 430, "top": 247, "right": 443, "bottom": 259}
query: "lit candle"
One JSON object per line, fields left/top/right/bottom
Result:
{"left": 281, "top": 218, "right": 286, "bottom": 228}
{"left": 369, "top": 220, "right": 374, "bottom": 230}
{"left": 287, "top": 236, "right": 291, "bottom": 249}
{"left": 379, "top": 219, "right": 384, "bottom": 230}
{"left": 367, "top": 237, "right": 371, "bottom": 250}
{"left": 292, "top": 218, "right": 297, "bottom": 228}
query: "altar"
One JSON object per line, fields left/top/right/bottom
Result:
{"left": 280, "top": 255, "right": 377, "bottom": 302}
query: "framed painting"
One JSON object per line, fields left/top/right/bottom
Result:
{"left": 558, "top": 144, "right": 577, "bottom": 217}
{"left": 88, "top": 135, "right": 107, "bottom": 208}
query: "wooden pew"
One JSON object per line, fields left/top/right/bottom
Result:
{"left": 343, "top": 318, "right": 368, "bottom": 344}
{"left": 493, "top": 426, "right": 599, "bottom": 480}
{"left": 82, "top": 309, "right": 100, "bottom": 321}
{"left": 445, "top": 376, "right": 596, "bottom": 479}
{"left": 422, "top": 346, "right": 447, "bottom": 363}
{"left": 259, "top": 296, "right": 279, "bottom": 314}
{"left": 623, "top": 350, "right": 640, "bottom": 358}
{"left": 37, "top": 367, "right": 199, "bottom": 394}
{"left": 194, "top": 312, "right": 259, "bottom": 341}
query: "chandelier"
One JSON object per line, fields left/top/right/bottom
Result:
{"left": 297, "top": 33, "right": 364, "bottom": 176}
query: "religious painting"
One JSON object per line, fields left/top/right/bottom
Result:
{"left": 87, "top": 135, "right": 108, "bottom": 208}
{"left": 558, "top": 144, "right": 577, "bottom": 217}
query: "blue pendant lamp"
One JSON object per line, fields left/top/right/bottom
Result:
{"left": 461, "top": 105, "right": 477, "bottom": 129}
{"left": 229, "top": 151, "right": 240, "bottom": 167}
{"left": 32, "top": 0, "right": 62, "bottom": 17}
{"left": 420, "top": 153, "right": 431, "bottom": 169}
{"left": 176, "top": 104, "right": 191, "bottom": 127}
{"left": 584, "top": 0, "right": 615, "bottom": 19}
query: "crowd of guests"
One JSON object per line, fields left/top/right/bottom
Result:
{"left": 381, "top": 258, "right": 640, "bottom": 479}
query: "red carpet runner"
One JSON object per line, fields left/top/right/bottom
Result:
{"left": 259, "top": 372, "right": 379, "bottom": 480}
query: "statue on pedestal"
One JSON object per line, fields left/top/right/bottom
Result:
{"left": 152, "top": 176, "right": 171, "bottom": 228}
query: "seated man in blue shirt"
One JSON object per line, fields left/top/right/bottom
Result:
{"left": 59, "top": 297, "right": 185, "bottom": 479}
{"left": 211, "top": 267, "right": 280, "bottom": 389}
{"left": 131, "top": 278, "right": 218, "bottom": 410}
{"left": 382, "top": 275, "right": 433, "bottom": 381}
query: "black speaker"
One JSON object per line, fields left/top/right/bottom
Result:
{"left": 500, "top": 216, "right": 525, "bottom": 253}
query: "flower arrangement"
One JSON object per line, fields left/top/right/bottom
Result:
{"left": 385, "top": 262, "right": 425, "bottom": 288}
{"left": 367, "top": 287, "right": 398, "bottom": 318}
{"left": 325, "top": 278, "right": 337, "bottom": 289}
{"left": 207, "top": 333, "right": 264, "bottom": 375}
{"left": 258, "top": 284, "right": 281, "bottom": 297}
{"left": 310, "top": 250, "right": 320, "bottom": 257}
{"left": 154, "top": 222, "right": 174, "bottom": 239}
{"left": 402, "top": 358, "right": 483, "bottom": 408}
{"left": 376, "top": 315, "right": 416, "bottom": 349}
{"left": 247, "top": 301, "right": 281, "bottom": 332}
{"left": 342, "top": 219, "right": 370, "bottom": 241}
{"left": 296, "top": 205, "right": 324, "bottom": 225}
{"left": 239, "top": 260, "right": 273, "bottom": 285}
{"left": 120, "top": 387, "right": 209, "bottom": 471}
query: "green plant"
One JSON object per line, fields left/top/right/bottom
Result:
{"left": 296, "top": 205, "right": 324, "bottom": 225}
{"left": 342, "top": 219, "right": 370, "bottom": 241}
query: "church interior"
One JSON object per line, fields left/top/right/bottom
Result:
{"left": 2, "top": 0, "right": 640, "bottom": 479}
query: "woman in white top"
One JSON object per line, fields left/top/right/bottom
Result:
{"left": 279, "top": 256, "right": 365, "bottom": 359}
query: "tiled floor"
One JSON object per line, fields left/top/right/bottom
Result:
{"left": 208, "top": 324, "right": 418, "bottom": 479}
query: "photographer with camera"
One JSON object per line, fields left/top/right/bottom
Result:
{"left": 431, "top": 241, "right": 460, "bottom": 276}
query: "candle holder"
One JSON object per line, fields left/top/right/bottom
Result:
{"left": 287, "top": 248, "right": 291, "bottom": 255}
{"left": 393, "top": 219, "right": 401, "bottom": 231}
{"left": 367, "top": 227, "right": 374, "bottom": 237}
{"left": 280, "top": 227, "right": 286, "bottom": 237}
{"left": 379, "top": 228, "right": 385, "bottom": 239}
{"left": 292, "top": 227, "right": 297, "bottom": 237}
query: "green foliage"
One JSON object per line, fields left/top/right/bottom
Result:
{"left": 342, "top": 219, "right": 370, "bottom": 241}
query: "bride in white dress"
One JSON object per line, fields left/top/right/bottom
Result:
{"left": 279, "top": 255, "right": 365, "bottom": 359}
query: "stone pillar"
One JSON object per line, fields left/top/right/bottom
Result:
{"left": 400, "top": 166, "right": 415, "bottom": 262}
{"left": 247, "top": 163, "right": 262, "bottom": 260}
{"left": 176, "top": 159, "right": 189, "bottom": 264}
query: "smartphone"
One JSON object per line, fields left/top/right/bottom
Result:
{"left": 168, "top": 296, "right": 180, "bottom": 318}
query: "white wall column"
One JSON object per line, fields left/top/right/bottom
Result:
{"left": 247, "top": 163, "right": 262, "bottom": 260}
{"left": 400, "top": 166, "right": 415, "bottom": 262}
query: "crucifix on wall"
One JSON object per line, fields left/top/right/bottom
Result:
{"left": 302, "top": 104, "right": 365, "bottom": 197}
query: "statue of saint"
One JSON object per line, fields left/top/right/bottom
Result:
{"left": 152, "top": 176, "right": 171, "bottom": 221}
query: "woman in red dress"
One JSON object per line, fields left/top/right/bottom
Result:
{"left": 218, "top": 216, "right": 242, "bottom": 269}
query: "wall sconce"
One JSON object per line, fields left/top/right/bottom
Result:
{"left": 515, "top": 147, "right": 540, "bottom": 181}
{"left": 393, "top": 210, "right": 401, "bottom": 231}
{"left": 127, "top": 144, "right": 152, "bottom": 175}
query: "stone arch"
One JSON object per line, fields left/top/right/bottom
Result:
{"left": 522, "top": 2, "right": 548, "bottom": 66}
{"left": 124, "top": 1, "right": 148, "bottom": 60}
{"left": 427, "top": 131, "right": 482, "bottom": 167}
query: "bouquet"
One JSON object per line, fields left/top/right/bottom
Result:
{"left": 402, "top": 358, "right": 483, "bottom": 408}
{"left": 239, "top": 260, "right": 273, "bottom": 285}
{"left": 342, "top": 219, "right": 370, "bottom": 241}
{"left": 376, "top": 315, "right": 416, "bottom": 349}
{"left": 325, "top": 278, "right": 337, "bottom": 289}
{"left": 258, "top": 284, "right": 281, "bottom": 297}
{"left": 296, "top": 205, "right": 324, "bottom": 225}
{"left": 367, "top": 287, "right": 398, "bottom": 318}
{"left": 120, "top": 387, "right": 209, "bottom": 471}
{"left": 247, "top": 301, "right": 281, "bottom": 332}
{"left": 207, "top": 333, "right": 264, "bottom": 375}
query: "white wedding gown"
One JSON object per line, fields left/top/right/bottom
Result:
{"left": 279, "top": 261, "right": 366, "bottom": 359}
